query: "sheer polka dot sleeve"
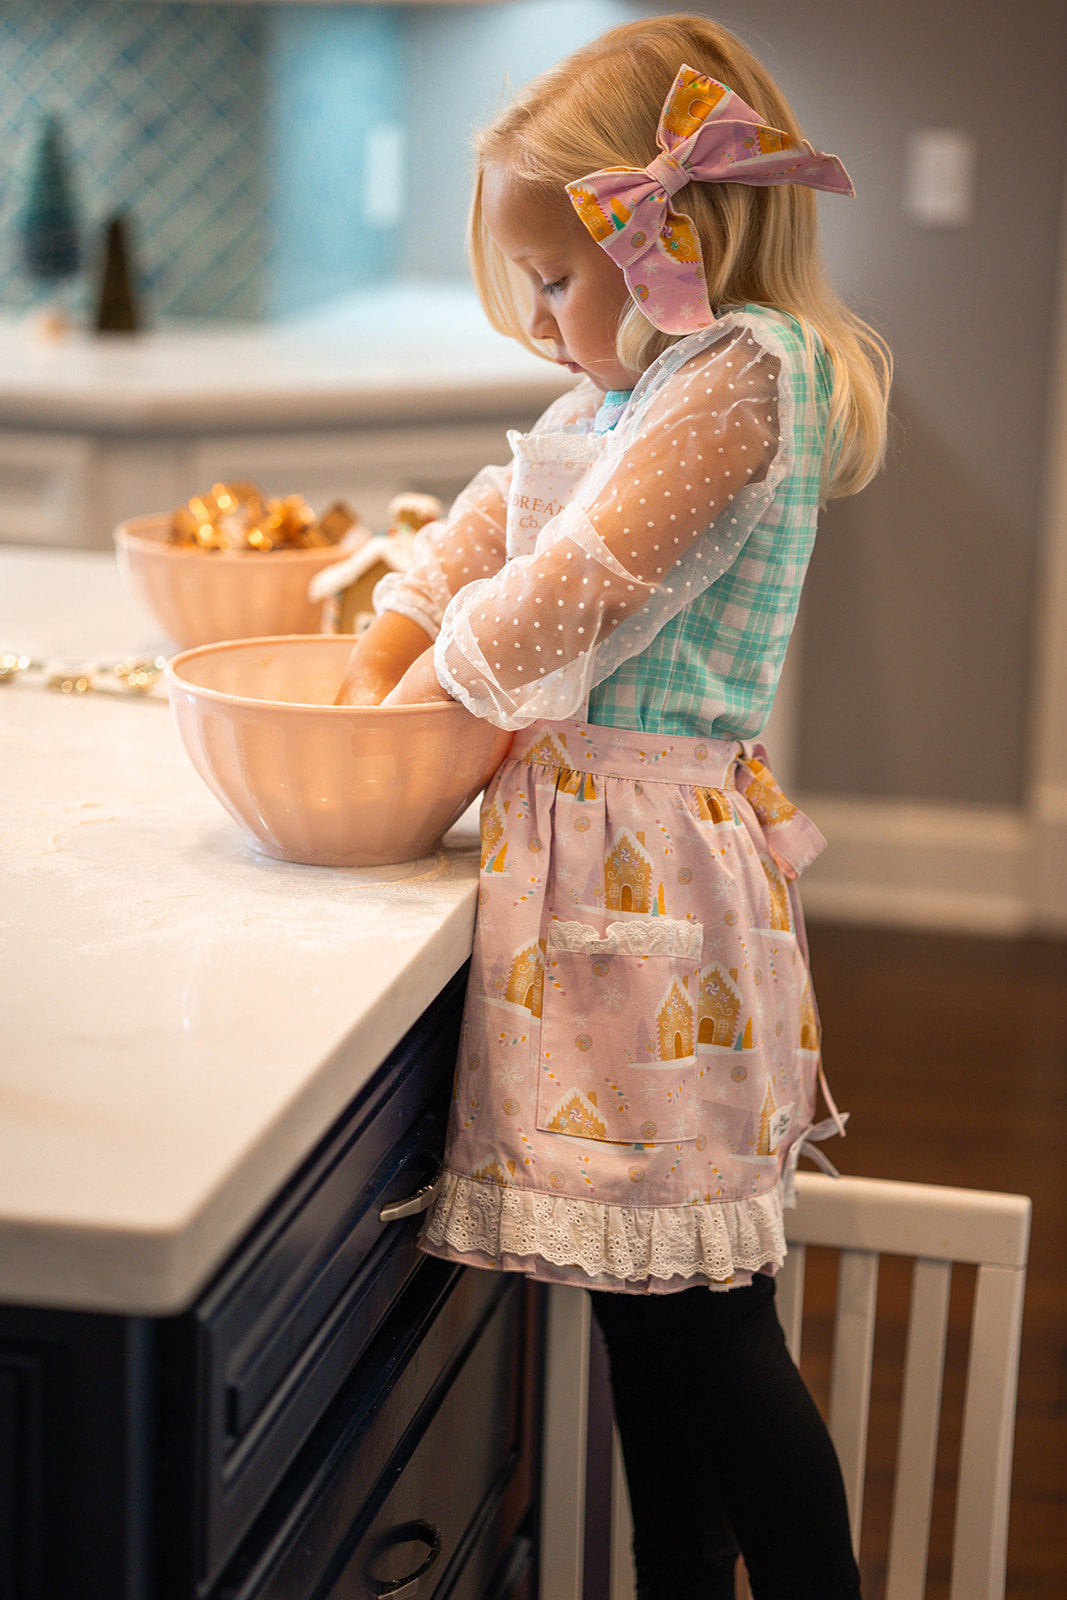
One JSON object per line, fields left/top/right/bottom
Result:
{"left": 435, "top": 325, "right": 788, "bottom": 728}
{"left": 372, "top": 464, "right": 511, "bottom": 637}
{"left": 372, "top": 382, "right": 593, "bottom": 637}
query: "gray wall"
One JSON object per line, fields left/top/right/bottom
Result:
{"left": 400, "top": 0, "right": 1067, "bottom": 810}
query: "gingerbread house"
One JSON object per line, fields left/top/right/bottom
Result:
{"left": 697, "top": 963, "right": 743, "bottom": 1046}
{"left": 657, "top": 977, "right": 694, "bottom": 1060}
{"left": 506, "top": 940, "right": 545, "bottom": 1017}
{"left": 605, "top": 830, "right": 652, "bottom": 913}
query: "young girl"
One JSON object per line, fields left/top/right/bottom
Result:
{"left": 338, "top": 14, "right": 890, "bottom": 1597}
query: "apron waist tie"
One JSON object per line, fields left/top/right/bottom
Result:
{"left": 784, "top": 1062, "right": 849, "bottom": 1207}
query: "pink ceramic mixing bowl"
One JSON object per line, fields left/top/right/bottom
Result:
{"left": 115, "top": 514, "right": 346, "bottom": 649}
{"left": 166, "top": 635, "right": 512, "bottom": 867}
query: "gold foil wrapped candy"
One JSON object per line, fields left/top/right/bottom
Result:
{"left": 169, "top": 482, "right": 358, "bottom": 553}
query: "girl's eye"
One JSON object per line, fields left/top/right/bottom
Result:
{"left": 541, "top": 277, "right": 566, "bottom": 296}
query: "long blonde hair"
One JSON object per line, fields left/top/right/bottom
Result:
{"left": 470, "top": 13, "right": 891, "bottom": 498}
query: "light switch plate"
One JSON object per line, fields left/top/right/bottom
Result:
{"left": 364, "top": 123, "right": 405, "bottom": 231}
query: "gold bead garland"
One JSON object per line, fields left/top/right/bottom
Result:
{"left": 0, "top": 653, "right": 168, "bottom": 697}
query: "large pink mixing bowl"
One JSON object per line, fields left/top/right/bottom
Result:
{"left": 166, "top": 636, "right": 512, "bottom": 867}
{"left": 115, "top": 513, "right": 345, "bottom": 649}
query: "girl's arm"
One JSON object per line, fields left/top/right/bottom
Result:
{"left": 335, "top": 384, "right": 595, "bottom": 706}
{"left": 381, "top": 644, "right": 453, "bottom": 706}
{"left": 334, "top": 612, "right": 437, "bottom": 705}
{"left": 334, "top": 465, "right": 511, "bottom": 705}
{"left": 434, "top": 326, "right": 787, "bottom": 727}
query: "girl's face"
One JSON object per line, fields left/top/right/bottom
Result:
{"left": 482, "top": 165, "right": 636, "bottom": 392}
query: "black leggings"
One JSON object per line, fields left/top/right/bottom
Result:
{"left": 589, "top": 1276, "right": 862, "bottom": 1600}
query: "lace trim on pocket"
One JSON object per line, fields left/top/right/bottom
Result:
{"left": 547, "top": 917, "right": 703, "bottom": 959}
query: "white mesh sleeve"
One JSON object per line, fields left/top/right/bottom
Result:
{"left": 372, "top": 381, "right": 593, "bottom": 636}
{"left": 371, "top": 464, "right": 510, "bottom": 637}
{"left": 435, "top": 324, "right": 787, "bottom": 727}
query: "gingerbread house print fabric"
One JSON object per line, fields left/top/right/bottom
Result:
{"left": 423, "top": 719, "right": 830, "bottom": 1288}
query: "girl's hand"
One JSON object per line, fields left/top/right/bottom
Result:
{"left": 334, "top": 613, "right": 435, "bottom": 705}
{"left": 382, "top": 647, "right": 454, "bottom": 707}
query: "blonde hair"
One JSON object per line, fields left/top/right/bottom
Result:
{"left": 469, "top": 13, "right": 891, "bottom": 498}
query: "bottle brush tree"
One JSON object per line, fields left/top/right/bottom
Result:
{"left": 20, "top": 112, "right": 81, "bottom": 283}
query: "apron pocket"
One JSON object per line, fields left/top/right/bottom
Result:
{"left": 537, "top": 917, "right": 704, "bottom": 1145}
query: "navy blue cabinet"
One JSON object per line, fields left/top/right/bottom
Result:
{"left": 0, "top": 967, "right": 542, "bottom": 1600}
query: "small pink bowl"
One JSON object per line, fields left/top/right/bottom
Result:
{"left": 115, "top": 513, "right": 346, "bottom": 649}
{"left": 166, "top": 635, "right": 512, "bottom": 867}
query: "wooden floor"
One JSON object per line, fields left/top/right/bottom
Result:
{"left": 799, "top": 921, "right": 1066, "bottom": 1600}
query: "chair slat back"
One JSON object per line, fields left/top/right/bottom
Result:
{"left": 829, "top": 1248, "right": 880, "bottom": 1545}
{"left": 885, "top": 1256, "right": 951, "bottom": 1600}
{"left": 950, "top": 1261, "right": 1029, "bottom": 1600}
{"left": 782, "top": 1173, "right": 1031, "bottom": 1600}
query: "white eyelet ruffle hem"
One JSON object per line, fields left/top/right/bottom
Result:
{"left": 420, "top": 1170, "right": 788, "bottom": 1294}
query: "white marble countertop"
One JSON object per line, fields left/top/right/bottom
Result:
{"left": 0, "top": 282, "right": 570, "bottom": 433}
{"left": 0, "top": 545, "right": 481, "bottom": 1315}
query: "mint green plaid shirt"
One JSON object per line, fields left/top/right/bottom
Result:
{"left": 587, "top": 307, "right": 832, "bottom": 741}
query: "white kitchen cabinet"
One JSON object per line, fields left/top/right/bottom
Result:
{"left": 0, "top": 292, "right": 570, "bottom": 550}
{"left": 187, "top": 419, "right": 513, "bottom": 532}
{"left": 0, "top": 430, "right": 100, "bottom": 546}
{"left": 0, "top": 431, "right": 191, "bottom": 551}
{"left": 0, "top": 419, "right": 519, "bottom": 551}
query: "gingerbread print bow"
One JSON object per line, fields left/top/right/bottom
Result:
{"left": 566, "top": 65, "right": 854, "bottom": 335}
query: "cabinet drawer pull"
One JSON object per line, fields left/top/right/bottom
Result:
{"left": 378, "top": 1168, "right": 442, "bottom": 1224}
{"left": 370, "top": 1519, "right": 443, "bottom": 1597}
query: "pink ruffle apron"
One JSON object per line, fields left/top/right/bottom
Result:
{"left": 421, "top": 719, "right": 844, "bottom": 1293}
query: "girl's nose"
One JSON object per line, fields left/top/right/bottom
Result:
{"left": 527, "top": 294, "right": 557, "bottom": 344}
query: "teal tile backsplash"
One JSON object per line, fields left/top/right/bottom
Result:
{"left": 265, "top": 6, "right": 401, "bottom": 320}
{"left": 0, "top": 1, "right": 401, "bottom": 323}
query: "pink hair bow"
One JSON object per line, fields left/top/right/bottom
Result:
{"left": 566, "top": 64, "right": 854, "bottom": 335}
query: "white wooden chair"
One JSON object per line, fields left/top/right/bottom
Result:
{"left": 540, "top": 1171, "right": 1031, "bottom": 1600}
{"left": 771, "top": 1172, "right": 1032, "bottom": 1600}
